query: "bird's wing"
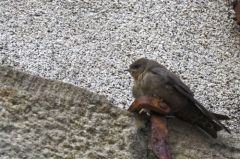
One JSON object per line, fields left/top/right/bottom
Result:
{"left": 150, "top": 67, "right": 230, "bottom": 133}
{"left": 150, "top": 66, "right": 194, "bottom": 97}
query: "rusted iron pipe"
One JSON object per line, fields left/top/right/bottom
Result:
{"left": 151, "top": 114, "right": 171, "bottom": 159}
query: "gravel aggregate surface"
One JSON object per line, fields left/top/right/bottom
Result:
{"left": 0, "top": 0, "right": 239, "bottom": 132}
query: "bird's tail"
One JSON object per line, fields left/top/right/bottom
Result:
{"left": 175, "top": 107, "right": 230, "bottom": 138}
{"left": 196, "top": 113, "right": 230, "bottom": 138}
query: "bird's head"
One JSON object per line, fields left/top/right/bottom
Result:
{"left": 126, "top": 58, "right": 149, "bottom": 80}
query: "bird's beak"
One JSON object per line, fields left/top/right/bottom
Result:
{"left": 124, "top": 69, "right": 130, "bottom": 72}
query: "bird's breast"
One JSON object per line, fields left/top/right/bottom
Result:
{"left": 132, "top": 80, "right": 144, "bottom": 98}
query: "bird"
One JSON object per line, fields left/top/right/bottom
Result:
{"left": 127, "top": 58, "right": 230, "bottom": 138}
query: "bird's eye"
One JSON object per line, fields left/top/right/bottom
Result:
{"left": 133, "top": 64, "right": 140, "bottom": 69}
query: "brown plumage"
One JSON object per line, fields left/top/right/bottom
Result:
{"left": 127, "top": 58, "right": 230, "bottom": 138}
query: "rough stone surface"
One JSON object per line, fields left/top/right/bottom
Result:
{"left": 0, "top": 66, "right": 151, "bottom": 159}
{"left": 0, "top": 66, "right": 239, "bottom": 159}
{"left": 0, "top": 0, "right": 239, "bottom": 134}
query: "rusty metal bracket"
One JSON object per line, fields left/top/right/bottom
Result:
{"left": 128, "top": 96, "right": 172, "bottom": 159}
{"left": 128, "top": 96, "right": 170, "bottom": 115}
